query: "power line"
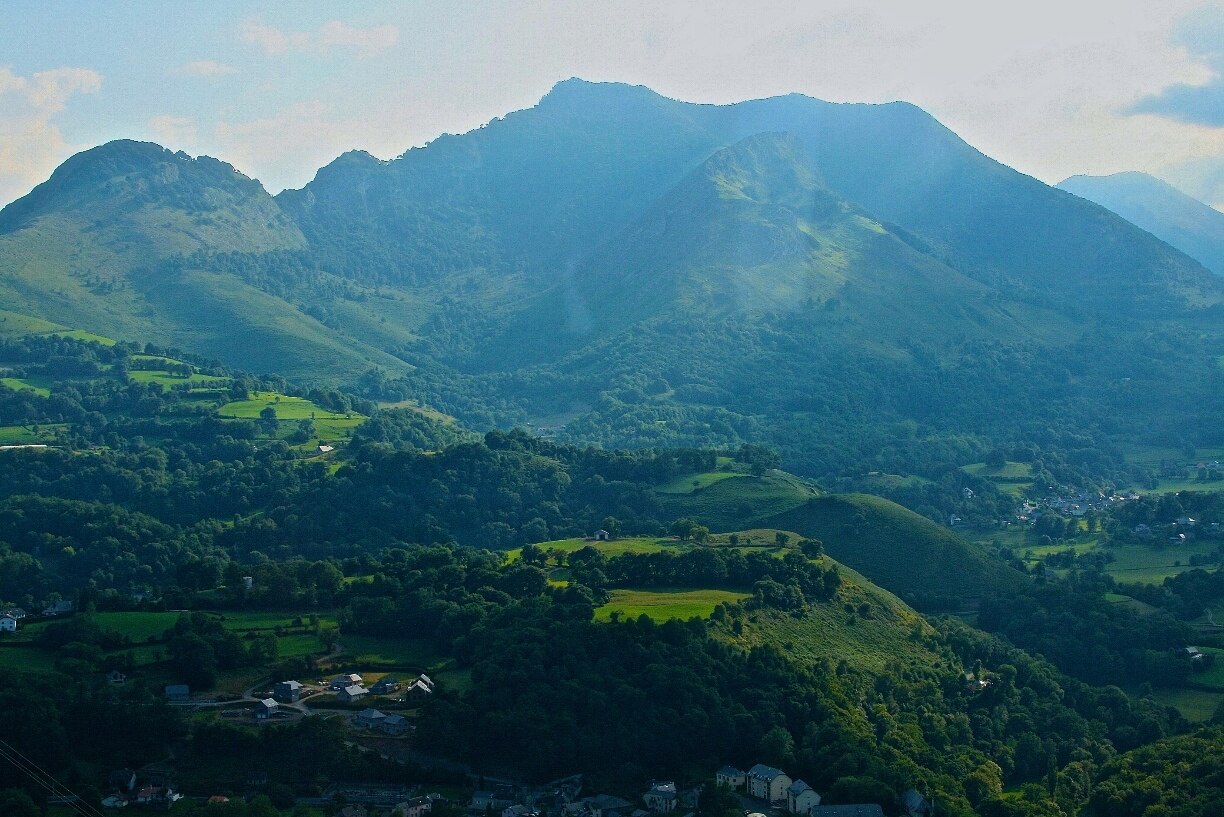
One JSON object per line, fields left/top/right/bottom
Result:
{"left": 0, "top": 738, "right": 108, "bottom": 817}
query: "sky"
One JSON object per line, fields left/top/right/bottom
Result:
{"left": 2, "top": 0, "right": 1223, "bottom": 209}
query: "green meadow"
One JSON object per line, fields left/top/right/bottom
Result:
{"left": 0, "top": 377, "right": 50, "bottom": 396}
{"left": 219, "top": 390, "right": 365, "bottom": 442}
{"left": 656, "top": 470, "right": 743, "bottom": 494}
{"left": 594, "top": 588, "right": 751, "bottom": 622}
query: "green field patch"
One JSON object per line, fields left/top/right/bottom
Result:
{"left": 963, "top": 461, "right": 1034, "bottom": 480}
{"left": 0, "top": 424, "right": 66, "bottom": 444}
{"left": 0, "top": 308, "right": 66, "bottom": 338}
{"left": 219, "top": 391, "right": 365, "bottom": 441}
{"left": 594, "top": 588, "right": 751, "bottom": 622}
{"left": 377, "top": 399, "right": 456, "bottom": 424}
{"left": 1103, "top": 540, "right": 1220, "bottom": 584}
{"left": 507, "top": 536, "right": 677, "bottom": 562}
{"left": 0, "top": 644, "right": 59, "bottom": 672}
{"left": 659, "top": 471, "right": 818, "bottom": 530}
{"left": 127, "top": 369, "right": 229, "bottom": 387}
{"left": 338, "top": 636, "right": 448, "bottom": 669}
{"left": 1191, "top": 647, "right": 1224, "bottom": 690}
{"left": 656, "top": 470, "right": 743, "bottom": 494}
{"left": 1146, "top": 687, "right": 1224, "bottom": 722}
{"left": 0, "top": 377, "right": 50, "bottom": 397}
{"left": 90, "top": 611, "right": 184, "bottom": 641}
{"left": 214, "top": 610, "right": 338, "bottom": 632}
{"left": 40, "top": 328, "right": 116, "bottom": 345}
{"left": 856, "top": 472, "right": 934, "bottom": 490}
{"left": 1103, "top": 592, "right": 1159, "bottom": 616}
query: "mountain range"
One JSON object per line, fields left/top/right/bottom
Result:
{"left": 1057, "top": 171, "right": 1224, "bottom": 277}
{"left": 1, "top": 79, "right": 1221, "bottom": 477}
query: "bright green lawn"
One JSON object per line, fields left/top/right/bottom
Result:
{"left": 594, "top": 588, "right": 751, "bottom": 622}
{"left": 219, "top": 391, "right": 365, "bottom": 441}
{"left": 128, "top": 370, "right": 229, "bottom": 387}
{"left": 0, "top": 377, "right": 50, "bottom": 396}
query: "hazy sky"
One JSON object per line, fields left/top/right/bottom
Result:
{"left": 2, "top": 0, "right": 1223, "bottom": 208}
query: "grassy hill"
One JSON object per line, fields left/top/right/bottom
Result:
{"left": 718, "top": 559, "right": 943, "bottom": 673}
{"left": 656, "top": 468, "right": 818, "bottom": 529}
{"left": 762, "top": 493, "right": 1026, "bottom": 605}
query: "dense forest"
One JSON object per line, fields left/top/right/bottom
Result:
{"left": 0, "top": 335, "right": 1221, "bottom": 817}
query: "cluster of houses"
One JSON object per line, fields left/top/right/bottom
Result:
{"left": 715, "top": 764, "right": 933, "bottom": 817}
{"left": 101, "top": 768, "right": 182, "bottom": 810}
{"left": 468, "top": 769, "right": 924, "bottom": 817}
{"left": 1, "top": 602, "right": 74, "bottom": 632}
{"left": 353, "top": 707, "right": 412, "bottom": 735}
{"left": 327, "top": 671, "right": 435, "bottom": 705}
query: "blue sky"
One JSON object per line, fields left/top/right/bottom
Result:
{"left": 2, "top": 0, "right": 1223, "bottom": 208}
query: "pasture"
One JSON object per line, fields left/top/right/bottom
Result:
{"left": 656, "top": 470, "right": 743, "bottom": 494}
{"left": 218, "top": 390, "right": 365, "bottom": 442}
{"left": 594, "top": 588, "right": 751, "bottom": 622}
{"left": 1147, "top": 687, "right": 1223, "bottom": 722}
{"left": 506, "top": 536, "right": 678, "bottom": 562}
{"left": 0, "top": 377, "right": 50, "bottom": 396}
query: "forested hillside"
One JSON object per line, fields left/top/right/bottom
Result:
{"left": 2, "top": 81, "right": 1222, "bottom": 485}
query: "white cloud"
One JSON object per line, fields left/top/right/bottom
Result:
{"left": 239, "top": 20, "right": 311, "bottom": 57}
{"left": 149, "top": 115, "right": 199, "bottom": 148}
{"left": 211, "top": 101, "right": 363, "bottom": 191}
{"left": 239, "top": 18, "right": 398, "bottom": 59}
{"left": 178, "top": 60, "right": 238, "bottom": 78}
{"left": 317, "top": 21, "right": 399, "bottom": 58}
{"left": 0, "top": 66, "right": 103, "bottom": 206}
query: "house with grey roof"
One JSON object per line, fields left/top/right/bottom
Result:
{"left": 339, "top": 684, "right": 369, "bottom": 703}
{"left": 747, "top": 765, "right": 791, "bottom": 803}
{"left": 381, "top": 713, "right": 410, "bottom": 735}
{"left": 716, "top": 767, "right": 745, "bottom": 790}
{"left": 786, "top": 780, "right": 820, "bottom": 815}
{"left": 274, "top": 680, "right": 305, "bottom": 702}
{"left": 643, "top": 781, "right": 677, "bottom": 812}
{"left": 901, "top": 790, "right": 932, "bottom": 817}
{"left": 355, "top": 708, "right": 387, "bottom": 728}
{"left": 254, "top": 698, "right": 278, "bottom": 719}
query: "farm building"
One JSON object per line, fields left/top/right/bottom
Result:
{"left": 381, "top": 713, "right": 410, "bottom": 735}
{"left": 339, "top": 684, "right": 369, "bottom": 703}
{"left": 275, "top": 680, "right": 304, "bottom": 702}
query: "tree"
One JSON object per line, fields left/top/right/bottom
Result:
{"left": 965, "top": 761, "right": 1004, "bottom": 806}
{"left": 258, "top": 405, "right": 278, "bottom": 435}
{"left": 600, "top": 516, "right": 621, "bottom": 538}
{"left": 775, "top": 532, "right": 791, "bottom": 547}
{"left": 759, "top": 724, "right": 794, "bottom": 768}
{"left": 0, "top": 789, "right": 38, "bottom": 817}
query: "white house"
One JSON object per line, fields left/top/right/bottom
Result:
{"left": 786, "top": 781, "right": 821, "bottom": 815}
{"left": 643, "top": 782, "right": 677, "bottom": 812}
{"left": 255, "top": 698, "right": 278, "bottom": 719}
{"left": 747, "top": 765, "right": 792, "bottom": 803}
{"left": 716, "top": 767, "right": 745, "bottom": 790}
{"left": 0, "top": 615, "right": 17, "bottom": 632}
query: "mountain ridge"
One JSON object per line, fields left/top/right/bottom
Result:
{"left": 1057, "top": 171, "right": 1224, "bottom": 277}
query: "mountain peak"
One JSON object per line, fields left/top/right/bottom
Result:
{"left": 0, "top": 140, "right": 275, "bottom": 235}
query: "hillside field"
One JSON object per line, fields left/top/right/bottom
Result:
{"left": 594, "top": 588, "right": 751, "bottom": 621}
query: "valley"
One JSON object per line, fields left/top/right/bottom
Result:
{"left": 0, "top": 63, "right": 1222, "bottom": 817}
